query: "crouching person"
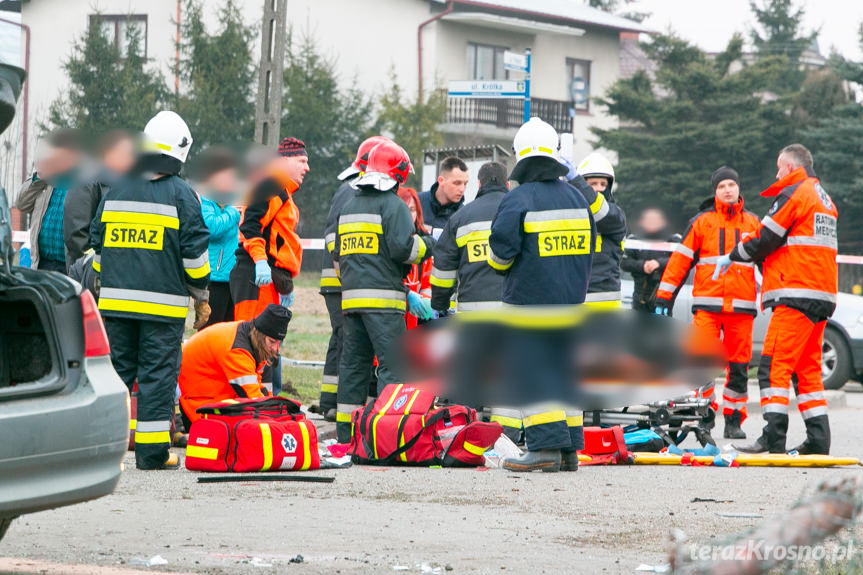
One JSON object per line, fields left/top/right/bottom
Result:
{"left": 178, "top": 304, "right": 291, "bottom": 429}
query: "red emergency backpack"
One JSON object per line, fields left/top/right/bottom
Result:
{"left": 348, "top": 383, "right": 502, "bottom": 466}
{"left": 185, "top": 397, "right": 319, "bottom": 472}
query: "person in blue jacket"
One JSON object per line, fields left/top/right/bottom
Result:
{"left": 197, "top": 147, "right": 242, "bottom": 328}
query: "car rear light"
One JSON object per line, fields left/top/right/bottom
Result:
{"left": 81, "top": 290, "right": 111, "bottom": 357}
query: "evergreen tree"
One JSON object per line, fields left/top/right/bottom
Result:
{"left": 177, "top": 0, "right": 256, "bottom": 151}
{"left": 280, "top": 31, "right": 373, "bottom": 236}
{"left": 802, "top": 28, "right": 863, "bottom": 251}
{"left": 749, "top": 0, "right": 818, "bottom": 93}
{"left": 593, "top": 34, "right": 794, "bottom": 225}
{"left": 49, "top": 17, "right": 168, "bottom": 132}
{"left": 750, "top": 0, "right": 817, "bottom": 62}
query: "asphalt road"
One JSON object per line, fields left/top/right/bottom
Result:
{"left": 3, "top": 384, "right": 863, "bottom": 575}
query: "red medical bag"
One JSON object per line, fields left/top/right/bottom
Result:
{"left": 348, "top": 383, "right": 502, "bottom": 466}
{"left": 185, "top": 397, "right": 319, "bottom": 472}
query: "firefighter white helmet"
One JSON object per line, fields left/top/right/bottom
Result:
{"left": 512, "top": 117, "right": 559, "bottom": 163}
{"left": 578, "top": 152, "right": 615, "bottom": 189}
{"left": 143, "top": 111, "right": 193, "bottom": 164}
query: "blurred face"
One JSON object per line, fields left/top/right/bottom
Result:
{"left": 639, "top": 209, "right": 667, "bottom": 235}
{"left": 585, "top": 177, "right": 609, "bottom": 195}
{"left": 776, "top": 153, "right": 795, "bottom": 180}
{"left": 263, "top": 335, "right": 281, "bottom": 358}
{"left": 102, "top": 137, "right": 136, "bottom": 175}
{"left": 406, "top": 197, "right": 418, "bottom": 227}
{"left": 437, "top": 168, "right": 468, "bottom": 205}
{"left": 284, "top": 155, "right": 310, "bottom": 185}
{"left": 36, "top": 146, "right": 81, "bottom": 180}
{"left": 207, "top": 167, "right": 238, "bottom": 194}
{"left": 715, "top": 179, "right": 740, "bottom": 205}
{"left": 271, "top": 154, "right": 310, "bottom": 186}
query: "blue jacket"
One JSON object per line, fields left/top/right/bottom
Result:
{"left": 201, "top": 195, "right": 241, "bottom": 283}
{"left": 488, "top": 159, "right": 596, "bottom": 306}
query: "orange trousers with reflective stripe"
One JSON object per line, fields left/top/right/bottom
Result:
{"left": 693, "top": 310, "right": 753, "bottom": 420}
{"left": 759, "top": 306, "right": 827, "bottom": 419}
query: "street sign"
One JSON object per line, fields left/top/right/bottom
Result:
{"left": 503, "top": 50, "right": 528, "bottom": 72}
{"left": 447, "top": 80, "right": 526, "bottom": 99}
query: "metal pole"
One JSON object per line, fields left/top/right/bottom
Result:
{"left": 523, "top": 48, "right": 531, "bottom": 123}
{"left": 254, "top": 0, "right": 287, "bottom": 148}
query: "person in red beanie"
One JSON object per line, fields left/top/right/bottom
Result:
{"left": 230, "top": 137, "right": 310, "bottom": 321}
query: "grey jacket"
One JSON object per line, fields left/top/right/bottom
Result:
{"left": 15, "top": 175, "right": 55, "bottom": 269}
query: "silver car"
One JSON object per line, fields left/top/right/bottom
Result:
{"left": 0, "top": 64, "right": 128, "bottom": 543}
{"left": 621, "top": 275, "right": 863, "bottom": 390}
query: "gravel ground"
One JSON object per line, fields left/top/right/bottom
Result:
{"left": 4, "top": 387, "right": 863, "bottom": 575}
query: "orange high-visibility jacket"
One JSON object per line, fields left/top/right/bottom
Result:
{"left": 239, "top": 171, "right": 303, "bottom": 275}
{"left": 657, "top": 196, "right": 760, "bottom": 315}
{"left": 729, "top": 166, "right": 838, "bottom": 321}
{"left": 178, "top": 320, "right": 267, "bottom": 424}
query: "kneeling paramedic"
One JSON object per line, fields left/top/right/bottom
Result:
{"left": 715, "top": 144, "right": 837, "bottom": 455}
{"left": 178, "top": 304, "right": 290, "bottom": 428}
{"left": 655, "top": 167, "right": 760, "bottom": 439}
{"left": 333, "top": 141, "right": 434, "bottom": 443}
{"left": 90, "top": 111, "right": 210, "bottom": 470}
{"left": 488, "top": 118, "right": 596, "bottom": 472}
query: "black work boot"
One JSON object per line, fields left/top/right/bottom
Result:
{"left": 723, "top": 412, "right": 746, "bottom": 439}
{"left": 560, "top": 450, "right": 579, "bottom": 472}
{"left": 503, "top": 449, "right": 561, "bottom": 472}
{"left": 731, "top": 436, "right": 768, "bottom": 454}
{"left": 789, "top": 414, "right": 830, "bottom": 455}
{"left": 762, "top": 412, "right": 789, "bottom": 453}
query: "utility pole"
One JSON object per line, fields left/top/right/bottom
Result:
{"left": 254, "top": 0, "right": 287, "bottom": 148}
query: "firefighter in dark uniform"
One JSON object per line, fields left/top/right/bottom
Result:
{"left": 487, "top": 118, "right": 596, "bottom": 472}
{"left": 570, "top": 153, "right": 628, "bottom": 308}
{"left": 333, "top": 141, "right": 434, "bottom": 443}
{"left": 429, "top": 161, "right": 514, "bottom": 435}
{"left": 90, "top": 111, "right": 210, "bottom": 470}
{"left": 318, "top": 136, "right": 390, "bottom": 421}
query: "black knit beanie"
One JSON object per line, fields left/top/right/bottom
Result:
{"left": 711, "top": 166, "right": 739, "bottom": 191}
{"left": 253, "top": 304, "right": 292, "bottom": 340}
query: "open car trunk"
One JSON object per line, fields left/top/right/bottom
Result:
{"left": 0, "top": 172, "right": 82, "bottom": 400}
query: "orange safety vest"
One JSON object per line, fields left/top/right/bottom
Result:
{"left": 657, "top": 196, "right": 760, "bottom": 315}
{"left": 753, "top": 167, "right": 838, "bottom": 316}
{"left": 239, "top": 171, "right": 303, "bottom": 275}
{"left": 178, "top": 321, "right": 268, "bottom": 424}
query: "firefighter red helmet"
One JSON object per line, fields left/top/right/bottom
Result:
{"left": 338, "top": 135, "right": 391, "bottom": 181}
{"left": 353, "top": 141, "right": 413, "bottom": 191}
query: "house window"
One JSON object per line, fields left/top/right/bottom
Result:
{"left": 467, "top": 43, "right": 509, "bottom": 81}
{"left": 567, "top": 58, "right": 591, "bottom": 112}
{"left": 91, "top": 15, "right": 148, "bottom": 57}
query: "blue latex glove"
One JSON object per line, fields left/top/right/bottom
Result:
{"left": 254, "top": 260, "right": 273, "bottom": 286}
{"left": 712, "top": 254, "right": 733, "bottom": 280}
{"left": 559, "top": 156, "right": 578, "bottom": 181}
{"left": 280, "top": 292, "right": 294, "bottom": 308}
{"left": 655, "top": 305, "right": 665, "bottom": 316}
{"left": 407, "top": 291, "right": 434, "bottom": 321}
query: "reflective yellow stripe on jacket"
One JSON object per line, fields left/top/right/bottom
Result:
{"left": 98, "top": 287, "right": 190, "bottom": 319}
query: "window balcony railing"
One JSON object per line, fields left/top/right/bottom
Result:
{"left": 443, "top": 92, "right": 573, "bottom": 133}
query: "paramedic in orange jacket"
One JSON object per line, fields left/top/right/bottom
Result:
{"left": 716, "top": 144, "right": 837, "bottom": 455}
{"left": 397, "top": 186, "right": 434, "bottom": 328}
{"left": 655, "top": 167, "right": 760, "bottom": 440}
{"left": 230, "top": 137, "right": 309, "bottom": 321}
{"left": 178, "top": 304, "right": 291, "bottom": 427}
